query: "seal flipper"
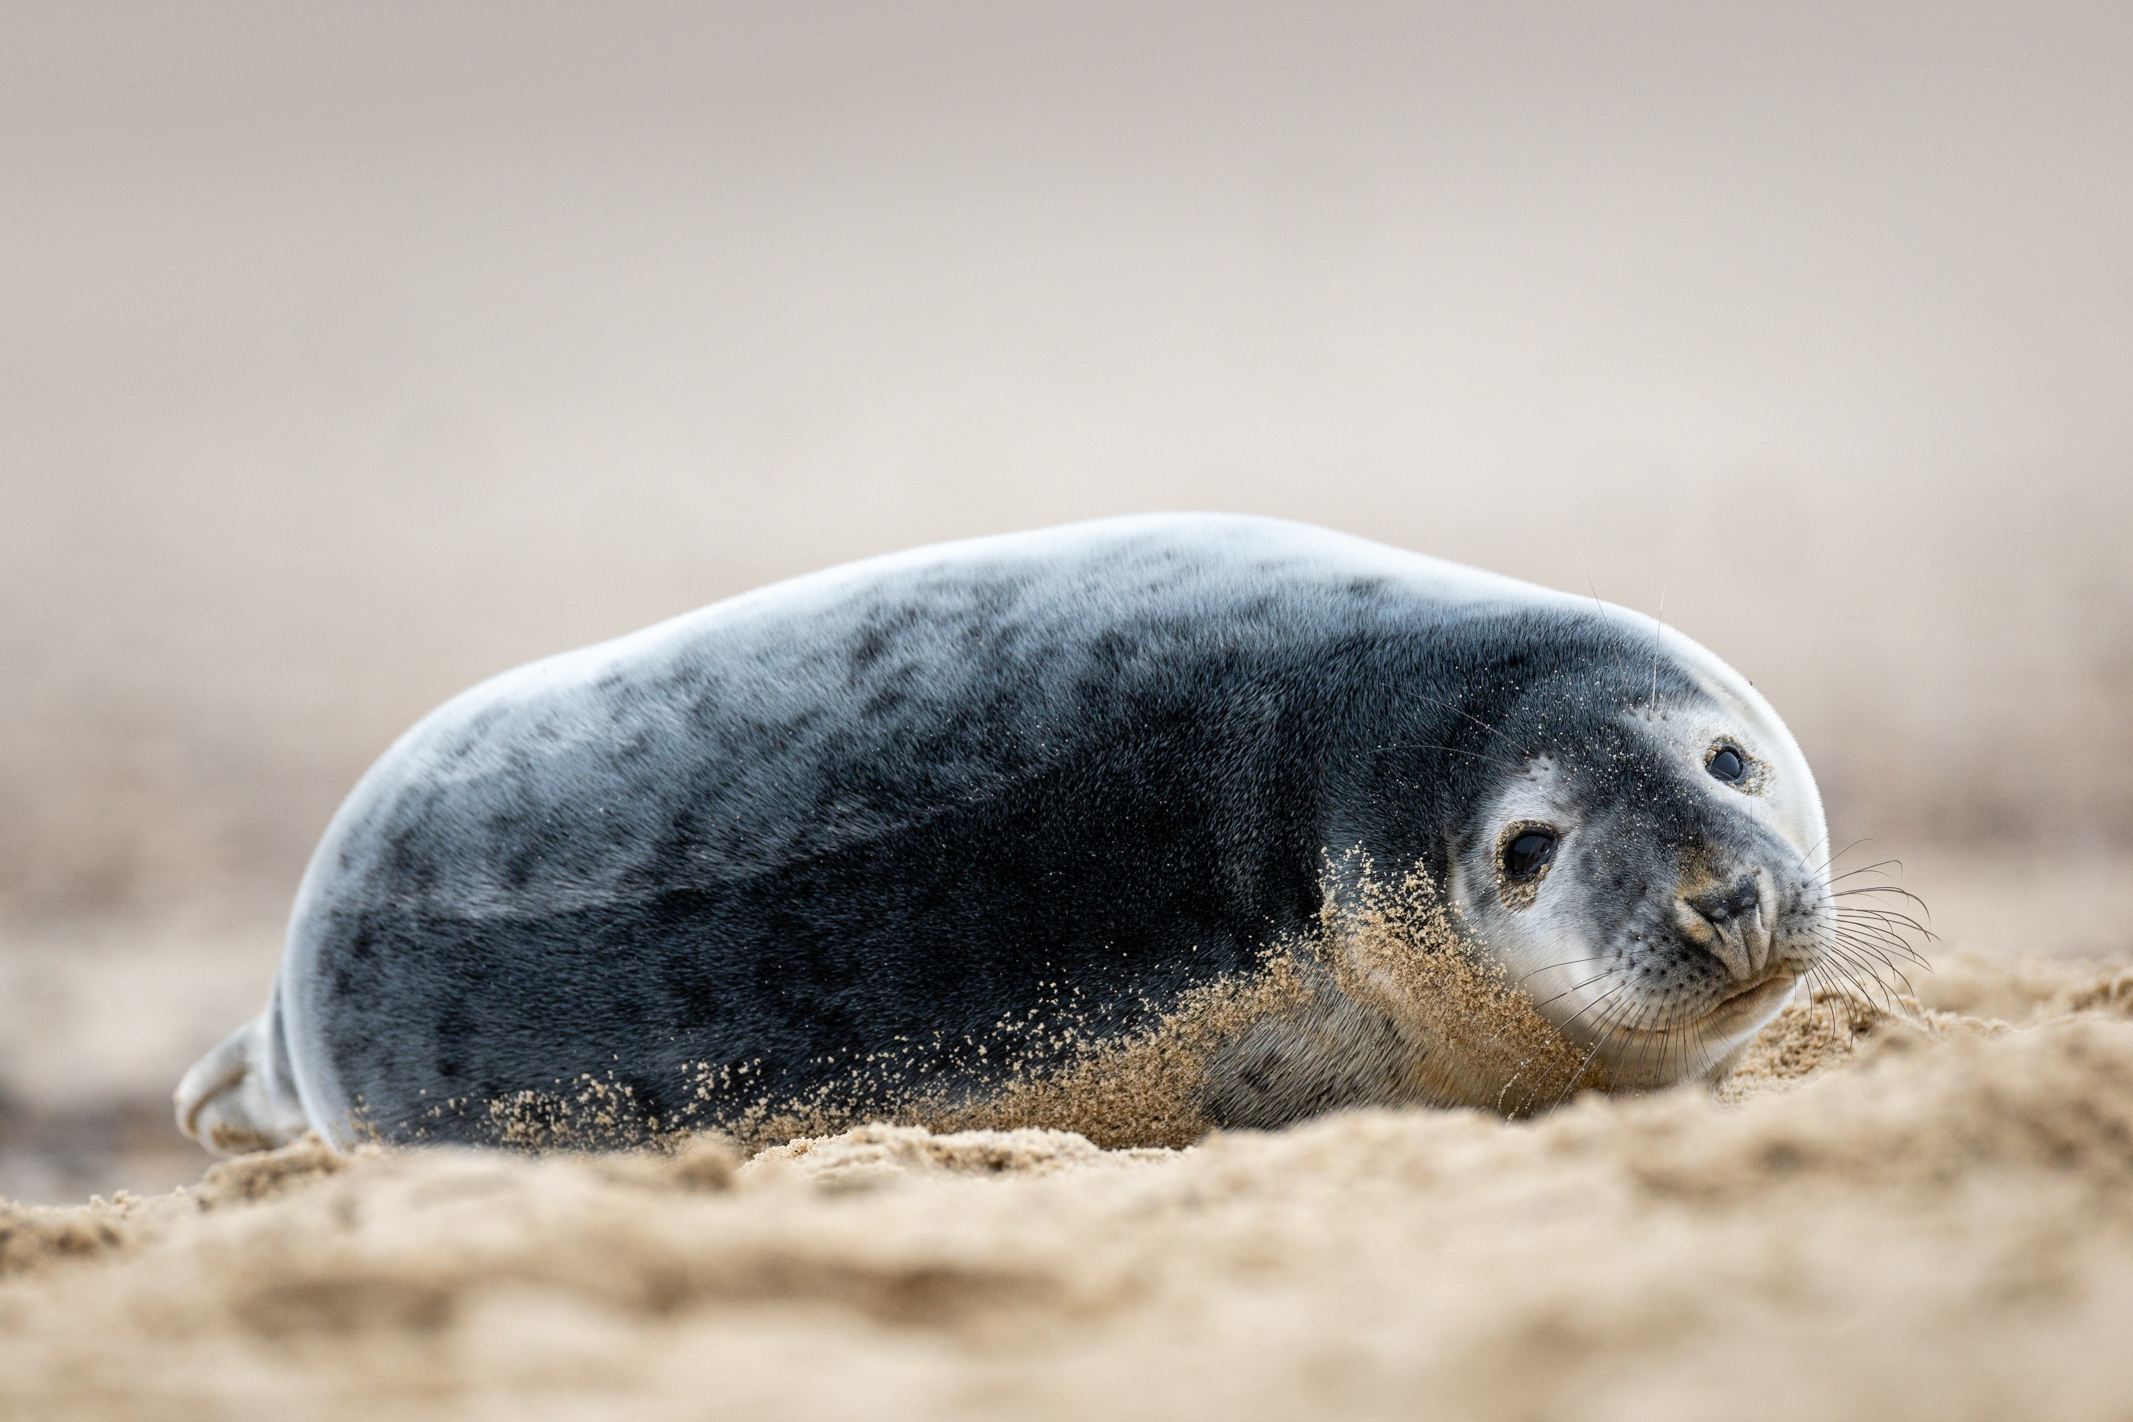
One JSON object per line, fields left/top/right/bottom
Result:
{"left": 175, "top": 992, "right": 312, "bottom": 1156}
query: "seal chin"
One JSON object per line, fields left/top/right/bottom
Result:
{"left": 1572, "top": 973, "right": 1799, "bottom": 1089}
{"left": 1655, "top": 971, "right": 1799, "bottom": 1042}
{"left": 1701, "top": 972, "right": 1800, "bottom": 1031}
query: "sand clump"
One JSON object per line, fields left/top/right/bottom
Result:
{"left": 0, "top": 954, "right": 2129, "bottom": 1420}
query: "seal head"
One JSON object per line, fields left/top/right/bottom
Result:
{"left": 1441, "top": 631, "right": 1829, "bottom": 1094}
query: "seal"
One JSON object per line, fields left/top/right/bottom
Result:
{"left": 177, "top": 513, "right": 1836, "bottom": 1156}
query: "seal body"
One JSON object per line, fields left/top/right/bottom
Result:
{"left": 178, "top": 514, "right": 1832, "bottom": 1153}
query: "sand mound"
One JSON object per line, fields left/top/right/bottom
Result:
{"left": 6, "top": 957, "right": 2133, "bottom": 1421}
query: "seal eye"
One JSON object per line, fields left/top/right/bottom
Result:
{"left": 1708, "top": 745, "right": 1747, "bottom": 783}
{"left": 1503, "top": 829, "right": 1557, "bottom": 880}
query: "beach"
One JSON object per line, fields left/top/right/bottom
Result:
{"left": 3, "top": 947, "right": 2130, "bottom": 1421}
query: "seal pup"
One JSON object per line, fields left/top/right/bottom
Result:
{"left": 178, "top": 513, "right": 1835, "bottom": 1154}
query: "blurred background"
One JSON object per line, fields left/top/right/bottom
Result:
{"left": 5, "top": 0, "right": 2131, "bottom": 1200}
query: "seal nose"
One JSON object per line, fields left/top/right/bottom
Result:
{"left": 1688, "top": 874, "right": 1760, "bottom": 927}
{"left": 1676, "top": 872, "right": 1771, "bottom": 981}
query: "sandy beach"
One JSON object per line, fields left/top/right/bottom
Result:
{"left": 1, "top": 949, "right": 2128, "bottom": 1421}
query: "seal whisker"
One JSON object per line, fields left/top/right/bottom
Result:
{"left": 1809, "top": 958, "right": 1908, "bottom": 1030}
{"left": 1830, "top": 921, "right": 1934, "bottom": 971}
{"left": 1821, "top": 939, "right": 1913, "bottom": 1013}
{"left": 1490, "top": 935, "right": 1625, "bottom": 1112}
{"left": 1815, "top": 963, "right": 1879, "bottom": 1041}
{"left": 1370, "top": 740, "right": 1525, "bottom": 773}
{"left": 1825, "top": 857, "right": 1911, "bottom": 878}
{"left": 1696, "top": 1011, "right": 1722, "bottom": 1082}
{"left": 1830, "top": 913, "right": 1936, "bottom": 950}
{"left": 1621, "top": 998, "right": 1662, "bottom": 1090}
{"left": 1512, "top": 954, "right": 1615, "bottom": 987}
{"left": 1663, "top": 1006, "right": 1702, "bottom": 1089}
{"left": 1829, "top": 882, "right": 1932, "bottom": 905}
{"left": 1831, "top": 901, "right": 1937, "bottom": 937}
{"left": 1790, "top": 831, "right": 1840, "bottom": 879}
{"left": 1580, "top": 564, "right": 1639, "bottom": 689}
{"left": 1544, "top": 973, "right": 1635, "bottom": 1044}
{"left": 1647, "top": 582, "right": 1668, "bottom": 708}
{"left": 1825, "top": 881, "right": 1933, "bottom": 928}
{"left": 1677, "top": 1000, "right": 1713, "bottom": 1083}
{"left": 1828, "top": 912, "right": 1932, "bottom": 962}
{"left": 1829, "top": 908, "right": 1933, "bottom": 949}
{"left": 1817, "top": 963, "right": 1851, "bottom": 1027}
{"left": 1552, "top": 991, "right": 1643, "bottom": 1109}
{"left": 1399, "top": 695, "right": 1537, "bottom": 761}
{"left": 1824, "top": 930, "right": 1902, "bottom": 979}
{"left": 1802, "top": 963, "right": 1838, "bottom": 1038}
{"left": 1528, "top": 966, "right": 1631, "bottom": 1014}
{"left": 1822, "top": 882, "right": 1926, "bottom": 915}
{"left": 1829, "top": 933, "right": 1928, "bottom": 994}
{"left": 1548, "top": 1005, "right": 1624, "bottom": 1110}
{"left": 1635, "top": 992, "right": 1684, "bottom": 1090}
{"left": 1814, "top": 844, "right": 1894, "bottom": 880}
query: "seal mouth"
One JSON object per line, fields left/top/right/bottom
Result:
{"left": 1691, "top": 973, "right": 1798, "bottom": 1031}
{"left": 1607, "top": 973, "right": 1799, "bottom": 1042}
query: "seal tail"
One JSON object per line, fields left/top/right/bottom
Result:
{"left": 174, "top": 992, "right": 312, "bottom": 1157}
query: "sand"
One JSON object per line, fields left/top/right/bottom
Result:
{"left": 2, "top": 952, "right": 2129, "bottom": 1421}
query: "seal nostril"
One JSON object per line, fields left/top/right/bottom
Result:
{"left": 1687, "top": 873, "right": 1760, "bottom": 928}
